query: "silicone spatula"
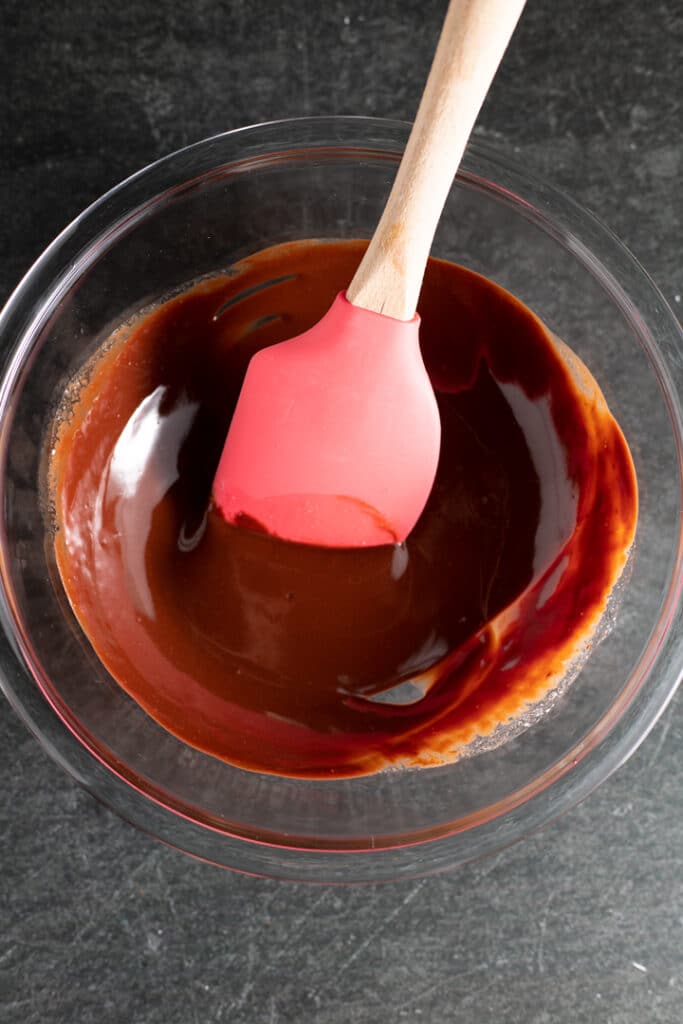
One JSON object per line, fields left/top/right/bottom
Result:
{"left": 214, "top": 0, "right": 527, "bottom": 547}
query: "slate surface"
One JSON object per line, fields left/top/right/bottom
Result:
{"left": 1, "top": 1, "right": 682, "bottom": 1021}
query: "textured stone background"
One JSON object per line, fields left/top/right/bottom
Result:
{"left": 1, "top": 1, "right": 682, "bottom": 1021}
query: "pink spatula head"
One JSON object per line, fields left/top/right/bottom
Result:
{"left": 213, "top": 0, "right": 527, "bottom": 547}
{"left": 213, "top": 292, "right": 440, "bottom": 546}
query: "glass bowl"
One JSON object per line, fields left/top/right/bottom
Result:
{"left": 0, "top": 117, "right": 681, "bottom": 883}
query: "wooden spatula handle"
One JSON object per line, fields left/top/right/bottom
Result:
{"left": 347, "top": 0, "right": 527, "bottom": 321}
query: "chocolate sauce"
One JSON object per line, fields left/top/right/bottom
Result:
{"left": 50, "top": 240, "right": 637, "bottom": 778}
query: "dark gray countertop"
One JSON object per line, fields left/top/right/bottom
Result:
{"left": 1, "top": 2, "right": 682, "bottom": 1021}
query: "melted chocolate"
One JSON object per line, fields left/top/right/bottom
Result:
{"left": 50, "top": 240, "right": 637, "bottom": 778}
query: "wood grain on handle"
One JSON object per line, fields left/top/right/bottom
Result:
{"left": 346, "top": 0, "right": 527, "bottom": 321}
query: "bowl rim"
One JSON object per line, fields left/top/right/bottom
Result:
{"left": 1, "top": 115, "right": 682, "bottom": 882}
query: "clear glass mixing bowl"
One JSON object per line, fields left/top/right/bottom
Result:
{"left": 0, "top": 117, "right": 681, "bottom": 882}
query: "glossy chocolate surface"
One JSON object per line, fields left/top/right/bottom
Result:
{"left": 51, "top": 240, "right": 637, "bottom": 777}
